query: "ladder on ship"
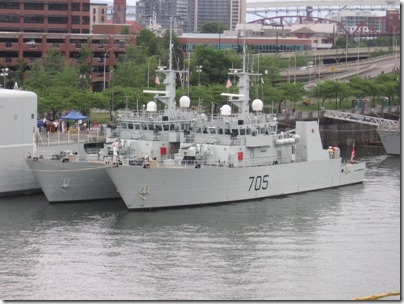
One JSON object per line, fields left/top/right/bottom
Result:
{"left": 322, "top": 110, "right": 400, "bottom": 131}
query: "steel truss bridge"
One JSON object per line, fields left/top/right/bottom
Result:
{"left": 246, "top": 0, "right": 400, "bottom": 37}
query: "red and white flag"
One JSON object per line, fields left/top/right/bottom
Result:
{"left": 226, "top": 78, "right": 232, "bottom": 89}
{"left": 155, "top": 75, "right": 160, "bottom": 85}
{"left": 350, "top": 140, "right": 356, "bottom": 163}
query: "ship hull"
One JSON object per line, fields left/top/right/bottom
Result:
{"left": 106, "top": 159, "right": 365, "bottom": 210}
{"left": 26, "top": 159, "right": 120, "bottom": 202}
{"left": 378, "top": 130, "right": 400, "bottom": 155}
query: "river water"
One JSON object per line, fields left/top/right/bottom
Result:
{"left": 0, "top": 146, "right": 400, "bottom": 300}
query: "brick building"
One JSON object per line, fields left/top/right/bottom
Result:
{"left": 0, "top": 0, "right": 91, "bottom": 34}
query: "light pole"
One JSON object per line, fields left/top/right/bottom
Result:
{"left": 1, "top": 68, "right": 9, "bottom": 88}
{"left": 103, "top": 47, "right": 115, "bottom": 90}
{"left": 335, "top": 79, "right": 339, "bottom": 110}
{"left": 196, "top": 65, "right": 203, "bottom": 86}
{"left": 345, "top": 32, "right": 348, "bottom": 66}
{"left": 147, "top": 55, "right": 160, "bottom": 87}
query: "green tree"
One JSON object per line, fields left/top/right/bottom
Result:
{"left": 201, "top": 21, "right": 227, "bottom": 33}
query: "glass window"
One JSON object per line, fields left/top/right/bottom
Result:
{"left": 82, "top": 3, "right": 89, "bottom": 11}
{"left": 134, "top": 124, "right": 140, "bottom": 130}
{"left": 71, "top": 16, "right": 80, "bottom": 24}
{"left": 0, "top": 2, "right": 20, "bottom": 9}
{"left": 120, "top": 123, "right": 127, "bottom": 129}
{"left": 24, "top": 3, "right": 44, "bottom": 10}
{"left": 72, "top": 3, "right": 80, "bottom": 11}
{"left": 82, "top": 16, "right": 89, "bottom": 24}
{"left": 24, "top": 16, "right": 45, "bottom": 24}
{"left": 48, "top": 16, "right": 68, "bottom": 24}
{"left": 48, "top": 3, "right": 68, "bottom": 11}
{"left": 0, "top": 15, "right": 19, "bottom": 23}
{"left": 128, "top": 123, "right": 133, "bottom": 130}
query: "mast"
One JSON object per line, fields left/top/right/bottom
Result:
{"left": 143, "top": 17, "right": 176, "bottom": 117}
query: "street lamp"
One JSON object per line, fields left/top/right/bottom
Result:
{"left": 147, "top": 55, "right": 160, "bottom": 87}
{"left": 103, "top": 47, "right": 115, "bottom": 90}
{"left": 196, "top": 65, "right": 203, "bottom": 86}
{"left": 1, "top": 68, "right": 9, "bottom": 88}
{"left": 335, "top": 79, "right": 339, "bottom": 110}
{"left": 345, "top": 32, "right": 348, "bottom": 66}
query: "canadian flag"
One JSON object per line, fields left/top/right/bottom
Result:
{"left": 350, "top": 141, "right": 356, "bottom": 164}
{"left": 226, "top": 78, "right": 232, "bottom": 89}
{"left": 155, "top": 75, "right": 160, "bottom": 85}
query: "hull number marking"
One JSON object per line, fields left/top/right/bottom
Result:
{"left": 249, "top": 175, "right": 269, "bottom": 191}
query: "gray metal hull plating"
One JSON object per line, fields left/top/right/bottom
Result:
{"left": 378, "top": 130, "right": 400, "bottom": 155}
{"left": 106, "top": 159, "right": 365, "bottom": 210}
{"left": 26, "top": 159, "right": 119, "bottom": 202}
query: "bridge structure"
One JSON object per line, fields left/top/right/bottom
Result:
{"left": 246, "top": 0, "right": 399, "bottom": 14}
{"left": 246, "top": 0, "right": 400, "bottom": 37}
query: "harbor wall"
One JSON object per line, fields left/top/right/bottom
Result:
{"left": 277, "top": 105, "right": 400, "bottom": 148}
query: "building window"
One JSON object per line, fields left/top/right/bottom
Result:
{"left": 93, "top": 16, "right": 96, "bottom": 22}
{"left": 24, "top": 16, "right": 45, "bottom": 23}
{"left": 48, "top": 3, "right": 68, "bottom": 11}
{"left": 24, "top": 2, "right": 45, "bottom": 10}
{"left": 82, "top": 3, "right": 90, "bottom": 11}
{"left": 72, "top": 16, "right": 80, "bottom": 24}
{"left": 82, "top": 16, "right": 89, "bottom": 24}
{"left": 0, "top": 15, "right": 19, "bottom": 23}
{"left": 72, "top": 3, "right": 80, "bottom": 11}
{"left": 0, "top": 2, "right": 20, "bottom": 9}
{"left": 48, "top": 16, "right": 68, "bottom": 24}
{"left": 101, "top": 16, "right": 104, "bottom": 22}
{"left": 102, "top": 9, "right": 104, "bottom": 14}
{"left": 93, "top": 8, "right": 96, "bottom": 14}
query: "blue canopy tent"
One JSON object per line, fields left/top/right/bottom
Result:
{"left": 60, "top": 110, "right": 88, "bottom": 120}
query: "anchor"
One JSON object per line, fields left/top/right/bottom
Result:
{"left": 58, "top": 177, "right": 70, "bottom": 193}
{"left": 139, "top": 185, "right": 150, "bottom": 201}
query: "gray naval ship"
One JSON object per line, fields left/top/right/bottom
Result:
{"left": 106, "top": 45, "right": 366, "bottom": 210}
{"left": 25, "top": 30, "right": 194, "bottom": 203}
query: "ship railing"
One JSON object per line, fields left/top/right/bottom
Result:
{"left": 119, "top": 152, "right": 299, "bottom": 169}
{"left": 121, "top": 132, "right": 170, "bottom": 141}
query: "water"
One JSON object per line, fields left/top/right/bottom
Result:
{"left": 0, "top": 147, "right": 400, "bottom": 300}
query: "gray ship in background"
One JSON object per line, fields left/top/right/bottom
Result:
{"left": 323, "top": 110, "right": 400, "bottom": 156}
{"left": 106, "top": 41, "right": 366, "bottom": 210}
{"left": 0, "top": 89, "right": 106, "bottom": 197}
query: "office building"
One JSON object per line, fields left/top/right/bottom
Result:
{"left": 136, "top": 0, "right": 246, "bottom": 33}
